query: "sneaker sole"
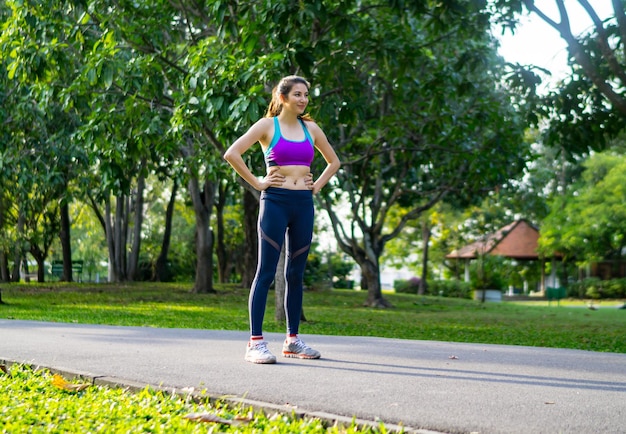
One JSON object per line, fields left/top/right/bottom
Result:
{"left": 245, "top": 357, "right": 277, "bottom": 364}
{"left": 282, "top": 352, "right": 321, "bottom": 359}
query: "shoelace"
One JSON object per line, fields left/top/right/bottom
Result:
{"left": 253, "top": 342, "right": 272, "bottom": 354}
{"left": 292, "top": 339, "right": 310, "bottom": 351}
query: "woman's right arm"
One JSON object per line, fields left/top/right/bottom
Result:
{"left": 223, "top": 119, "right": 285, "bottom": 191}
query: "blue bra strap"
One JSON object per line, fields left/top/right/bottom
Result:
{"left": 265, "top": 117, "right": 281, "bottom": 156}
{"left": 298, "top": 118, "right": 314, "bottom": 146}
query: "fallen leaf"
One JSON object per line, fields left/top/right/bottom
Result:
{"left": 0, "top": 365, "right": 8, "bottom": 374}
{"left": 52, "top": 374, "right": 90, "bottom": 392}
{"left": 234, "top": 414, "right": 254, "bottom": 423}
{"left": 183, "top": 412, "right": 233, "bottom": 425}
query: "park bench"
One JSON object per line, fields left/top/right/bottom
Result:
{"left": 546, "top": 286, "right": 567, "bottom": 306}
{"left": 21, "top": 270, "right": 39, "bottom": 282}
{"left": 51, "top": 260, "right": 84, "bottom": 282}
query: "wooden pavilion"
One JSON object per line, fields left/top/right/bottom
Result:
{"left": 445, "top": 219, "right": 557, "bottom": 292}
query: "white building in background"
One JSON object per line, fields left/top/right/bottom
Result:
{"left": 349, "top": 266, "right": 415, "bottom": 290}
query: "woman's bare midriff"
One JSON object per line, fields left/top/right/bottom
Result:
{"left": 270, "top": 165, "right": 311, "bottom": 190}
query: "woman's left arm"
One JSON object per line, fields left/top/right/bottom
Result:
{"left": 308, "top": 122, "right": 341, "bottom": 195}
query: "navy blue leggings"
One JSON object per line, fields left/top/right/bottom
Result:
{"left": 249, "top": 188, "right": 314, "bottom": 337}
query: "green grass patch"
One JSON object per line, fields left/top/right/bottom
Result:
{"left": 0, "top": 364, "right": 384, "bottom": 433}
{"left": 1, "top": 282, "right": 625, "bottom": 353}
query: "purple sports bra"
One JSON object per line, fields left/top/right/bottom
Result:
{"left": 264, "top": 117, "right": 314, "bottom": 167}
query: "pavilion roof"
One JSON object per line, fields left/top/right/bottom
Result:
{"left": 445, "top": 219, "right": 546, "bottom": 260}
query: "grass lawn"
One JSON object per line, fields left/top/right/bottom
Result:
{"left": 1, "top": 282, "right": 624, "bottom": 353}
{"left": 0, "top": 364, "right": 378, "bottom": 433}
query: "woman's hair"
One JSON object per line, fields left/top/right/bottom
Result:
{"left": 264, "top": 75, "right": 314, "bottom": 121}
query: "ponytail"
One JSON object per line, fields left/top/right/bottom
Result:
{"left": 265, "top": 85, "right": 283, "bottom": 118}
{"left": 264, "top": 75, "right": 315, "bottom": 122}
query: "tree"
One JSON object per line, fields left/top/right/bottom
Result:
{"left": 1, "top": 0, "right": 532, "bottom": 301}
{"left": 83, "top": 0, "right": 289, "bottom": 291}
{"left": 539, "top": 151, "right": 626, "bottom": 267}
{"left": 495, "top": 0, "right": 626, "bottom": 154}
{"left": 312, "top": 2, "right": 529, "bottom": 306}
{"left": 1, "top": 0, "right": 98, "bottom": 282}
{"left": 1, "top": 0, "right": 293, "bottom": 290}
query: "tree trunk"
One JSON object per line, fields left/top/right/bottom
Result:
{"left": 121, "top": 195, "right": 129, "bottom": 278}
{"left": 35, "top": 256, "right": 45, "bottom": 283}
{"left": 188, "top": 177, "right": 216, "bottom": 294}
{"left": 242, "top": 189, "right": 258, "bottom": 289}
{"left": 215, "top": 181, "right": 228, "bottom": 283}
{"left": 105, "top": 199, "right": 118, "bottom": 282}
{"left": 154, "top": 179, "right": 178, "bottom": 282}
{"left": 128, "top": 166, "right": 146, "bottom": 281}
{"left": 274, "top": 245, "right": 286, "bottom": 323}
{"left": 28, "top": 242, "right": 46, "bottom": 283}
{"left": 59, "top": 200, "right": 73, "bottom": 282}
{"left": 418, "top": 220, "right": 431, "bottom": 295}
{"left": 112, "top": 197, "right": 126, "bottom": 281}
{"left": 0, "top": 199, "right": 9, "bottom": 283}
{"left": 478, "top": 255, "right": 487, "bottom": 303}
{"left": 361, "top": 260, "right": 393, "bottom": 308}
{"left": 13, "top": 211, "right": 25, "bottom": 282}
{"left": 0, "top": 251, "right": 8, "bottom": 283}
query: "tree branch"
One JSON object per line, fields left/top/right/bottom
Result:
{"left": 578, "top": 0, "right": 626, "bottom": 85}
{"left": 611, "top": 0, "right": 626, "bottom": 61}
{"left": 524, "top": 0, "right": 626, "bottom": 116}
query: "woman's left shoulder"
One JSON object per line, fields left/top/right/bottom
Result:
{"left": 302, "top": 119, "right": 323, "bottom": 133}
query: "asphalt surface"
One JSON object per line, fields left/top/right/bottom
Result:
{"left": 1, "top": 319, "right": 625, "bottom": 434}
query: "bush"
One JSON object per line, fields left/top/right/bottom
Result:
{"left": 394, "top": 277, "right": 421, "bottom": 294}
{"left": 393, "top": 278, "right": 471, "bottom": 299}
{"left": 428, "top": 279, "right": 472, "bottom": 299}
{"left": 567, "top": 277, "right": 626, "bottom": 299}
{"left": 469, "top": 255, "right": 507, "bottom": 290}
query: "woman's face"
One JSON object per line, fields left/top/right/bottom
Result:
{"left": 283, "top": 83, "right": 309, "bottom": 114}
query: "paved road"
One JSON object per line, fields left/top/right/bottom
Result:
{"left": 1, "top": 319, "right": 625, "bottom": 434}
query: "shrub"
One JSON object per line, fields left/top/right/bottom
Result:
{"left": 393, "top": 278, "right": 471, "bottom": 299}
{"left": 428, "top": 279, "right": 472, "bottom": 299}
{"left": 567, "top": 277, "right": 626, "bottom": 299}
{"left": 394, "top": 277, "right": 421, "bottom": 294}
{"left": 469, "top": 255, "right": 507, "bottom": 290}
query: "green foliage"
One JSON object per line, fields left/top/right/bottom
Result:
{"left": 540, "top": 28, "right": 626, "bottom": 155}
{"left": 394, "top": 278, "right": 471, "bottom": 299}
{"left": 245, "top": 0, "right": 532, "bottom": 303}
{"left": 426, "top": 280, "right": 472, "bottom": 299}
{"left": 303, "top": 251, "right": 353, "bottom": 291}
{"left": 304, "top": 249, "right": 328, "bottom": 290}
{"left": 493, "top": 1, "right": 626, "bottom": 156}
{"left": 568, "top": 278, "right": 626, "bottom": 300}
{"left": 0, "top": 364, "right": 382, "bottom": 433}
{"left": 539, "top": 152, "right": 626, "bottom": 264}
{"left": 329, "top": 254, "right": 355, "bottom": 289}
{"left": 470, "top": 255, "right": 506, "bottom": 290}
{"left": 393, "top": 277, "right": 421, "bottom": 294}
{"left": 0, "top": 0, "right": 533, "bottom": 294}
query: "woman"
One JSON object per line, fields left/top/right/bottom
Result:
{"left": 224, "top": 75, "right": 340, "bottom": 364}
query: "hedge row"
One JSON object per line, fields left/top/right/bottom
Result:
{"left": 567, "top": 277, "right": 626, "bottom": 299}
{"left": 394, "top": 278, "right": 471, "bottom": 299}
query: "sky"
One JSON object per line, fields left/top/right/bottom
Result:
{"left": 496, "top": 1, "right": 614, "bottom": 89}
